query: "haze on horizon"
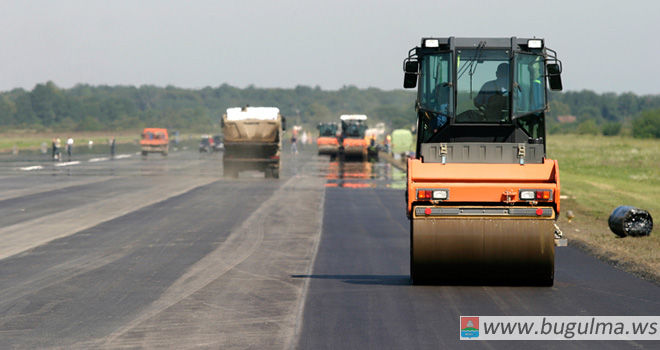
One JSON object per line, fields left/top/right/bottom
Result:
{"left": 1, "top": 0, "right": 658, "bottom": 95}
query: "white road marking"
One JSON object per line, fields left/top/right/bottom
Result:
{"left": 88, "top": 157, "right": 109, "bottom": 162}
{"left": 115, "top": 154, "right": 132, "bottom": 159}
{"left": 560, "top": 195, "right": 569, "bottom": 199}
{"left": 20, "top": 165, "right": 44, "bottom": 171}
{"left": 54, "top": 161, "right": 81, "bottom": 167}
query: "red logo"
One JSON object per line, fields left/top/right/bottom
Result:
{"left": 460, "top": 316, "right": 480, "bottom": 338}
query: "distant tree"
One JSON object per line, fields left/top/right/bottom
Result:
{"left": 600, "top": 92, "right": 619, "bottom": 121}
{"left": 76, "top": 115, "right": 104, "bottom": 131}
{"left": 547, "top": 100, "right": 571, "bottom": 119}
{"left": 2, "top": 83, "right": 660, "bottom": 135}
{"left": 57, "top": 117, "right": 77, "bottom": 131}
{"left": 305, "top": 103, "right": 333, "bottom": 125}
{"left": 632, "top": 109, "right": 660, "bottom": 138}
{"left": 576, "top": 119, "right": 600, "bottom": 135}
{"left": 617, "top": 92, "right": 639, "bottom": 117}
{"left": 370, "top": 105, "right": 415, "bottom": 129}
{"left": 30, "top": 81, "right": 68, "bottom": 126}
{"left": 576, "top": 105, "right": 602, "bottom": 122}
{"left": 0, "top": 95, "right": 17, "bottom": 125}
{"left": 601, "top": 122, "right": 622, "bottom": 136}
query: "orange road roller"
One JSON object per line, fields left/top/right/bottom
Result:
{"left": 317, "top": 122, "right": 340, "bottom": 157}
{"left": 339, "top": 114, "right": 368, "bottom": 161}
{"left": 403, "top": 37, "right": 566, "bottom": 285}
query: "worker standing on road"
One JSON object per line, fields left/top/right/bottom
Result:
{"left": 109, "top": 137, "right": 116, "bottom": 159}
{"left": 55, "top": 138, "right": 62, "bottom": 161}
{"left": 300, "top": 131, "right": 308, "bottom": 151}
{"left": 51, "top": 138, "right": 57, "bottom": 160}
{"left": 66, "top": 137, "right": 74, "bottom": 161}
{"left": 291, "top": 134, "right": 298, "bottom": 155}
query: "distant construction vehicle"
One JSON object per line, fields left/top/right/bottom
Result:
{"left": 403, "top": 37, "right": 565, "bottom": 285}
{"left": 222, "top": 106, "right": 285, "bottom": 178}
{"left": 140, "top": 128, "right": 169, "bottom": 157}
{"left": 339, "top": 114, "right": 368, "bottom": 161}
{"left": 317, "top": 122, "right": 340, "bottom": 158}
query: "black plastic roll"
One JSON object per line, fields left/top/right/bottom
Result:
{"left": 608, "top": 206, "right": 654, "bottom": 237}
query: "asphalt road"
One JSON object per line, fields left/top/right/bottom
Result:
{"left": 296, "top": 187, "right": 660, "bottom": 349}
{"left": 0, "top": 147, "right": 658, "bottom": 349}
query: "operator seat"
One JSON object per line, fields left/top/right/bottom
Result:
{"left": 484, "top": 94, "right": 507, "bottom": 122}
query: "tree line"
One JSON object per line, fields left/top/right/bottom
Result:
{"left": 547, "top": 91, "right": 660, "bottom": 137}
{"left": 0, "top": 81, "right": 658, "bottom": 138}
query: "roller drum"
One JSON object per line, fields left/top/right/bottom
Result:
{"left": 411, "top": 217, "right": 555, "bottom": 285}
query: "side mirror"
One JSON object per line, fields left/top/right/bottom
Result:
{"left": 405, "top": 60, "right": 418, "bottom": 74}
{"left": 281, "top": 116, "right": 287, "bottom": 131}
{"left": 403, "top": 60, "right": 418, "bottom": 89}
{"left": 220, "top": 118, "right": 225, "bottom": 128}
{"left": 547, "top": 63, "right": 563, "bottom": 91}
{"left": 404, "top": 73, "right": 417, "bottom": 88}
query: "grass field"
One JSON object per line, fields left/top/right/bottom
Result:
{"left": 547, "top": 134, "right": 659, "bottom": 282}
{"left": 0, "top": 131, "right": 141, "bottom": 153}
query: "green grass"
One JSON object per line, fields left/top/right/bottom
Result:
{"left": 547, "top": 134, "right": 659, "bottom": 281}
{"left": 0, "top": 131, "right": 140, "bottom": 152}
{"left": 0, "top": 130, "right": 205, "bottom": 153}
{"left": 547, "top": 135, "right": 659, "bottom": 219}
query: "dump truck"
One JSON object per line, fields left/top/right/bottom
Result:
{"left": 222, "top": 106, "right": 285, "bottom": 178}
{"left": 402, "top": 37, "right": 565, "bottom": 285}
{"left": 140, "top": 128, "right": 169, "bottom": 156}
{"left": 317, "top": 122, "right": 340, "bottom": 157}
{"left": 339, "top": 114, "right": 368, "bottom": 161}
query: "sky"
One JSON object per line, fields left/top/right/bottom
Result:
{"left": 1, "top": 0, "right": 659, "bottom": 95}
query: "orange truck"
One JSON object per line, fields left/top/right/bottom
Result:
{"left": 402, "top": 37, "right": 565, "bottom": 285}
{"left": 140, "top": 128, "right": 169, "bottom": 156}
{"left": 317, "top": 122, "right": 340, "bottom": 157}
{"left": 339, "top": 114, "right": 368, "bottom": 161}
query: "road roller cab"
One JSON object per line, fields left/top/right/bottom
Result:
{"left": 317, "top": 122, "right": 340, "bottom": 157}
{"left": 403, "top": 37, "right": 564, "bottom": 285}
{"left": 339, "top": 115, "right": 368, "bottom": 161}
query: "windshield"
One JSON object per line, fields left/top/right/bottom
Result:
{"left": 456, "top": 49, "right": 511, "bottom": 123}
{"left": 342, "top": 121, "right": 367, "bottom": 138}
{"left": 419, "top": 53, "right": 451, "bottom": 115}
{"left": 318, "top": 123, "right": 338, "bottom": 137}
{"left": 513, "top": 53, "right": 546, "bottom": 139}
{"left": 514, "top": 53, "right": 545, "bottom": 114}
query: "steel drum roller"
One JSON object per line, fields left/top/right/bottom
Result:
{"left": 411, "top": 217, "right": 555, "bottom": 284}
